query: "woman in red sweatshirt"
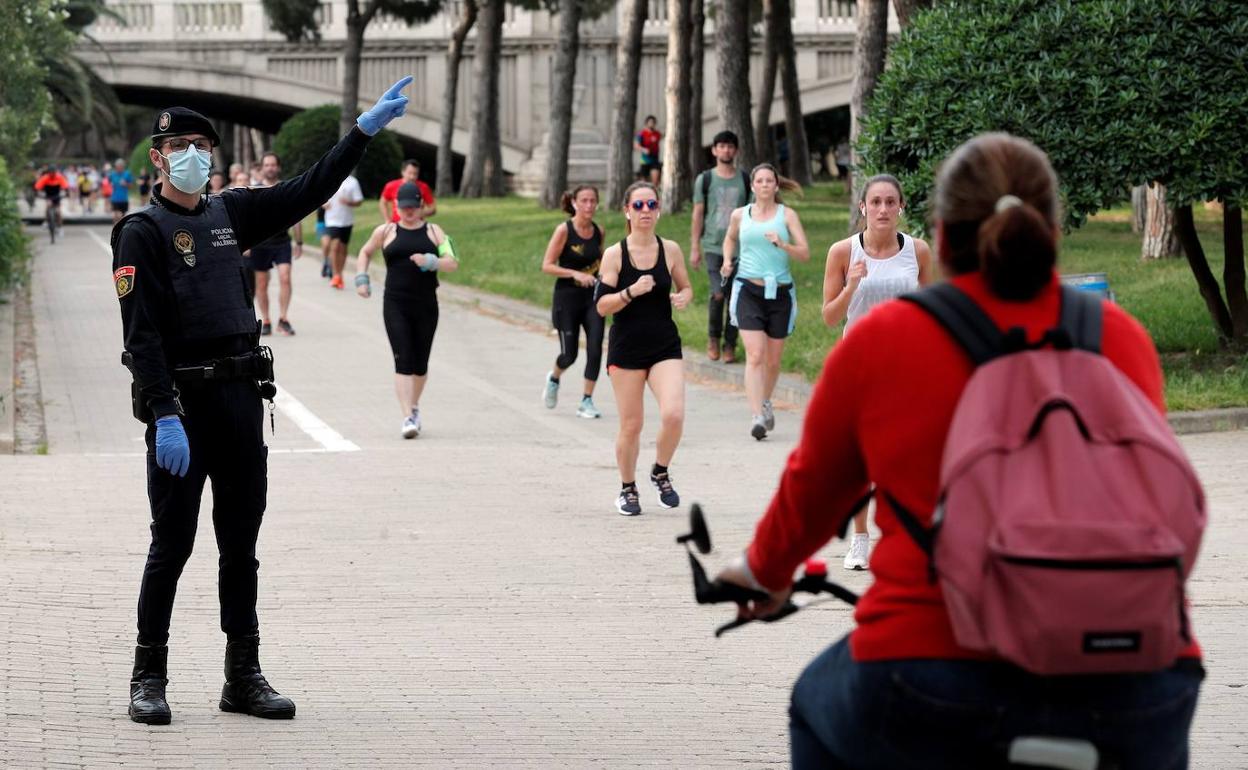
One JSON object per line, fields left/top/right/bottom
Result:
{"left": 717, "top": 133, "right": 1203, "bottom": 769}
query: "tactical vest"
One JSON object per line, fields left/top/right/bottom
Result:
{"left": 131, "top": 196, "right": 258, "bottom": 341}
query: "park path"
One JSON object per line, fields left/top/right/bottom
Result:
{"left": 1, "top": 224, "right": 1245, "bottom": 767}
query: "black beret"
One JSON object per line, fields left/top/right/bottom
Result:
{"left": 150, "top": 107, "right": 221, "bottom": 146}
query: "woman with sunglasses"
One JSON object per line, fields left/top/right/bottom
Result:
{"left": 595, "top": 182, "right": 694, "bottom": 516}
{"left": 721, "top": 164, "right": 810, "bottom": 441}
{"left": 540, "top": 185, "right": 606, "bottom": 419}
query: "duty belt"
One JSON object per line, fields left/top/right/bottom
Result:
{"left": 172, "top": 349, "right": 274, "bottom": 382}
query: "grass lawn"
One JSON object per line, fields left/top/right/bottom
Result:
{"left": 307, "top": 185, "right": 1244, "bottom": 411}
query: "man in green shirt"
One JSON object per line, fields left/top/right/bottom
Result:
{"left": 690, "top": 131, "right": 752, "bottom": 362}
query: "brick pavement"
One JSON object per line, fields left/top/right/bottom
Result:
{"left": 0, "top": 226, "right": 1244, "bottom": 767}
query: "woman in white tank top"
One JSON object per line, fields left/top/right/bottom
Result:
{"left": 821, "top": 174, "right": 935, "bottom": 570}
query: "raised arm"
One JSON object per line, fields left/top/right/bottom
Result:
{"left": 821, "top": 239, "right": 858, "bottom": 327}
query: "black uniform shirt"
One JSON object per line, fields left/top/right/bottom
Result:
{"left": 113, "top": 127, "right": 371, "bottom": 418}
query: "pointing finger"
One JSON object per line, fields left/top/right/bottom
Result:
{"left": 384, "top": 75, "right": 415, "bottom": 99}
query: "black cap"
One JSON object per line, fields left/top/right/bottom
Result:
{"left": 396, "top": 181, "right": 423, "bottom": 208}
{"left": 150, "top": 107, "right": 220, "bottom": 146}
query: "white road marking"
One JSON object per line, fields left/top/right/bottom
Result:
{"left": 88, "top": 227, "right": 359, "bottom": 453}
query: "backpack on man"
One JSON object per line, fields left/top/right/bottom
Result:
{"left": 882, "top": 283, "right": 1206, "bottom": 675}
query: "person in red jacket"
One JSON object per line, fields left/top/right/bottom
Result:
{"left": 716, "top": 133, "right": 1203, "bottom": 769}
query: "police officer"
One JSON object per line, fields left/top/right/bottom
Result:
{"left": 114, "top": 77, "right": 414, "bottom": 725}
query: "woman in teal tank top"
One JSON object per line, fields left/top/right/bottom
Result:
{"left": 721, "top": 164, "right": 810, "bottom": 441}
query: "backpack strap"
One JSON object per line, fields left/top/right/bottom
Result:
{"left": 1057, "top": 285, "right": 1103, "bottom": 354}
{"left": 900, "top": 283, "right": 1004, "bottom": 366}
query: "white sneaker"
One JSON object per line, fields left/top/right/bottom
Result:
{"left": 762, "top": 400, "right": 775, "bottom": 431}
{"left": 542, "top": 372, "right": 559, "bottom": 409}
{"left": 401, "top": 408, "right": 421, "bottom": 439}
{"left": 751, "top": 415, "right": 767, "bottom": 441}
{"left": 576, "top": 397, "right": 601, "bottom": 419}
{"left": 842, "top": 533, "right": 871, "bottom": 571}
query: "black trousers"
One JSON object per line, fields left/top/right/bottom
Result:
{"left": 137, "top": 379, "right": 267, "bottom": 646}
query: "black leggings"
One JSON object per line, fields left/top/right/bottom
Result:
{"left": 384, "top": 294, "right": 439, "bottom": 376}
{"left": 552, "top": 287, "right": 604, "bottom": 382}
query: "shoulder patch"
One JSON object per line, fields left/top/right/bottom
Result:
{"left": 114, "top": 266, "right": 136, "bottom": 299}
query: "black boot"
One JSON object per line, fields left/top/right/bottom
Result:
{"left": 219, "top": 634, "right": 296, "bottom": 719}
{"left": 129, "top": 644, "right": 171, "bottom": 725}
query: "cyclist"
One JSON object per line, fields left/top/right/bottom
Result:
{"left": 715, "top": 133, "right": 1203, "bottom": 769}
{"left": 34, "top": 166, "right": 70, "bottom": 234}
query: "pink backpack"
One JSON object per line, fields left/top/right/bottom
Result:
{"left": 889, "top": 284, "right": 1205, "bottom": 675}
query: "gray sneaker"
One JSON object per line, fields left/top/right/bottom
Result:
{"left": 401, "top": 413, "right": 419, "bottom": 439}
{"left": 576, "top": 397, "right": 601, "bottom": 419}
{"left": 542, "top": 372, "right": 559, "bottom": 409}
{"left": 751, "top": 415, "right": 768, "bottom": 441}
{"left": 762, "top": 400, "right": 775, "bottom": 431}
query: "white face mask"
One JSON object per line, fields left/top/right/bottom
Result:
{"left": 160, "top": 146, "right": 212, "bottom": 194}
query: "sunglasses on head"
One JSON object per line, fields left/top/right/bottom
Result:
{"left": 630, "top": 199, "right": 660, "bottom": 211}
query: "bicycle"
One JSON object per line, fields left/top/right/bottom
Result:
{"left": 677, "top": 504, "right": 1102, "bottom": 770}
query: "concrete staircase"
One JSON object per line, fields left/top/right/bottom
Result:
{"left": 511, "top": 128, "right": 610, "bottom": 198}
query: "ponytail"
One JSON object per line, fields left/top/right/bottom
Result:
{"left": 977, "top": 199, "right": 1057, "bottom": 301}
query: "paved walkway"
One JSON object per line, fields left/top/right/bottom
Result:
{"left": 1, "top": 225, "right": 1245, "bottom": 767}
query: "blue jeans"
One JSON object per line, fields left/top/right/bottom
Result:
{"left": 790, "top": 635, "right": 1203, "bottom": 770}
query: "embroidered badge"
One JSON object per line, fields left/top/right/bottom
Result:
{"left": 158, "top": 112, "right": 171, "bottom": 131}
{"left": 114, "top": 266, "right": 136, "bottom": 299}
{"left": 569, "top": 243, "right": 584, "bottom": 255}
{"left": 172, "top": 229, "right": 196, "bottom": 267}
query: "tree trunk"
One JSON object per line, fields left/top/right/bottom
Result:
{"left": 1174, "top": 204, "right": 1234, "bottom": 342}
{"left": 460, "top": 0, "right": 505, "bottom": 198}
{"left": 848, "top": 0, "right": 889, "bottom": 232}
{"left": 436, "top": 0, "right": 477, "bottom": 197}
{"left": 754, "top": 0, "right": 778, "bottom": 163}
{"left": 686, "top": 0, "right": 705, "bottom": 174}
{"left": 539, "top": 0, "right": 582, "bottom": 209}
{"left": 1224, "top": 205, "right": 1247, "bottom": 340}
{"left": 1130, "top": 184, "right": 1147, "bottom": 234}
{"left": 716, "top": 0, "right": 756, "bottom": 171}
{"left": 661, "top": 0, "right": 692, "bottom": 212}
{"left": 340, "top": 0, "right": 378, "bottom": 138}
{"left": 1142, "top": 183, "right": 1182, "bottom": 259}
{"left": 776, "top": 0, "right": 811, "bottom": 186}
{"left": 605, "top": 0, "right": 647, "bottom": 208}
{"left": 891, "top": 0, "right": 931, "bottom": 28}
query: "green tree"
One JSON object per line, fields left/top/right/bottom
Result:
{"left": 271, "top": 105, "right": 402, "bottom": 198}
{"left": 859, "top": 0, "right": 1248, "bottom": 345}
{"left": 0, "top": 0, "right": 57, "bottom": 169}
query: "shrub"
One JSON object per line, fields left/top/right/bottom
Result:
{"left": 0, "top": 157, "right": 31, "bottom": 289}
{"left": 859, "top": 0, "right": 1248, "bottom": 342}
{"left": 129, "top": 141, "right": 156, "bottom": 181}
{"left": 271, "top": 105, "right": 402, "bottom": 198}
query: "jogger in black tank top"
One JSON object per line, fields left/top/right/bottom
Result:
{"left": 353, "top": 182, "right": 459, "bottom": 439}
{"left": 594, "top": 182, "right": 694, "bottom": 516}
{"left": 540, "top": 186, "right": 606, "bottom": 419}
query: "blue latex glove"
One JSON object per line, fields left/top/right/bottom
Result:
{"left": 416, "top": 253, "right": 439, "bottom": 271}
{"left": 154, "top": 415, "right": 190, "bottom": 478}
{"left": 357, "top": 76, "right": 414, "bottom": 136}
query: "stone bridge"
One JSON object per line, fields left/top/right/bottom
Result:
{"left": 82, "top": 0, "right": 882, "bottom": 188}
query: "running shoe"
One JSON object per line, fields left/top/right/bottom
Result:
{"left": 321, "top": 259, "right": 331, "bottom": 278}
{"left": 260, "top": 322, "right": 272, "bottom": 336}
{"left": 277, "top": 319, "right": 295, "bottom": 336}
{"left": 843, "top": 533, "right": 871, "bottom": 571}
{"left": 650, "top": 471, "right": 680, "bottom": 509}
{"left": 751, "top": 415, "right": 767, "bottom": 441}
{"left": 401, "top": 415, "right": 419, "bottom": 439}
{"left": 762, "top": 400, "right": 775, "bottom": 431}
{"left": 542, "top": 371, "right": 559, "bottom": 409}
{"left": 616, "top": 486, "right": 641, "bottom": 516}
{"left": 329, "top": 274, "right": 344, "bottom": 290}
{"left": 576, "top": 397, "right": 601, "bottom": 419}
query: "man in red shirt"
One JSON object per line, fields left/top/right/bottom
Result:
{"left": 379, "top": 159, "right": 436, "bottom": 223}
{"left": 634, "top": 115, "right": 662, "bottom": 185}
